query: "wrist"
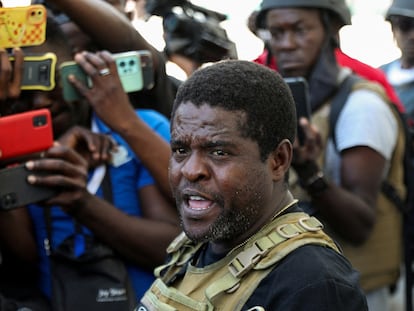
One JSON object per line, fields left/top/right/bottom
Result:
{"left": 301, "top": 171, "right": 329, "bottom": 197}
{"left": 293, "top": 160, "right": 320, "bottom": 181}
{"left": 293, "top": 160, "right": 329, "bottom": 197}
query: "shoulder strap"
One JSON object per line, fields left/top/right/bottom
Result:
{"left": 329, "top": 74, "right": 361, "bottom": 150}
{"left": 329, "top": 74, "right": 410, "bottom": 213}
{"left": 44, "top": 166, "right": 113, "bottom": 250}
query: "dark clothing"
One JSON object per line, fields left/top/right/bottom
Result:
{"left": 0, "top": 248, "right": 51, "bottom": 311}
{"left": 138, "top": 205, "right": 367, "bottom": 310}
{"left": 194, "top": 206, "right": 367, "bottom": 311}
{"left": 241, "top": 245, "right": 366, "bottom": 310}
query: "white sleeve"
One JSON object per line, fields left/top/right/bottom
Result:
{"left": 335, "top": 88, "right": 398, "bottom": 161}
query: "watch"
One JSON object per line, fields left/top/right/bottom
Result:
{"left": 304, "top": 171, "right": 329, "bottom": 196}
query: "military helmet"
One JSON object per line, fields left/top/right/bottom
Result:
{"left": 385, "top": 0, "right": 414, "bottom": 20}
{"left": 256, "top": 0, "right": 352, "bottom": 29}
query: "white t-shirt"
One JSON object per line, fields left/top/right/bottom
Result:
{"left": 324, "top": 88, "right": 398, "bottom": 184}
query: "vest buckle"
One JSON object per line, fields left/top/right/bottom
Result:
{"left": 228, "top": 242, "right": 268, "bottom": 278}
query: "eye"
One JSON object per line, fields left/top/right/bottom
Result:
{"left": 172, "top": 147, "right": 187, "bottom": 155}
{"left": 212, "top": 149, "right": 228, "bottom": 157}
{"left": 294, "top": 25, "right": 307, "bottom": 36}
{"left": 269, "top": 28, "right": 284, "bottom": 40}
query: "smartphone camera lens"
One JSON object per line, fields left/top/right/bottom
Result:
{"left": 33, "top": 115, "right": 47, "bottom": 127}
{"left": 39, "top": 65, "right": 49, "bottom": 82}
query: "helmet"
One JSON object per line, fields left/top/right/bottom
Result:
{"left": 385, "top": 0, "right": 414, "bottom": 20}
{"left": 256, "top": 0, "right": 351, "bottom": 29}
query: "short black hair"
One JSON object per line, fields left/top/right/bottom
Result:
{"left": 172, "top": 60, "right": 297, "bottom": 161}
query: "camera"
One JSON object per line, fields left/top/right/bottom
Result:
{"left": 145, "top": 0, "right": 237, "bottom": 63}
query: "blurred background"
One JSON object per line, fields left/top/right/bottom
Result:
{"left": 6, "top": 0, "right": 400, "bottom": 79}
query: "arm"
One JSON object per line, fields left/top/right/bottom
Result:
{"left": 70, "top": 50, "right": 172, "bottom": 200}
{"left": 292, "top": 117, "right": 381, "bottom": 245}
{"left": 0, "top": 47, "right": 25, "bottom": 116}
{"left": 47, "top": 0, "right": 174, "bottom": 117}
{"left": 46, "top": 0, "right": 161, "bottom": 67}
{"left": 25, "top": 144, "right": 179, "bottom": 268}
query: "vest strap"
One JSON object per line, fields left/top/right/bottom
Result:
{"left": 205, "top": 213, "right": 331, "bottom": 304}
{"left": 228, "top": 215, "right": 324, "bottom": 279}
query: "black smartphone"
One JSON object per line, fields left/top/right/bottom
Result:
{"left": 284, "top": 77, "right": 311, "bottom": 145}
{"left": 9, "top": 53, "right": 57, "bottom": 91}
{"left": 0, "top": 163, "right": 57, "bottom": 211}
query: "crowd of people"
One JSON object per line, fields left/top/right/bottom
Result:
{"left": 0, "top": 0, "right": 412, "bottom": 310}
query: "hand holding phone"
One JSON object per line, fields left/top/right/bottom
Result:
{"left": 0, "top": 163, "right": 56, "bottom": 210}
{"left": 59, "top": 50, "right": 152, "bottom": 102}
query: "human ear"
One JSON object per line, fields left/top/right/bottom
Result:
{"left": 269, "top": 139, "right": 293, "bottom": 181}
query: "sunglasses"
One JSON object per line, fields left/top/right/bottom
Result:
{"left": 391, "top": 16, "right": 414, "bottom": 33}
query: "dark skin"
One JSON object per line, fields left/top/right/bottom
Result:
{"left": 27, "top": 44, "right": 178, "bottom": 268}
{"left": 169, "top": 102, "right": 294, "bottom": 254}
{"left": 0, "top": 39, "right": 179, "bottom": 269}
{"left": 46, "top": 0, "right": 161, "bottom": 67}
{"left": 391, "top": 18, "right": 414, "bottom": 68}
{"left": 267, "top": 8, "right": 382, "bottom": 244}
{"left": 70, "top": 50, "right": 173, "bottom": 200}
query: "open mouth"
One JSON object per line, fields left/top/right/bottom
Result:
{"left": 188, "top": 195, "right": 212, "bottom": 211}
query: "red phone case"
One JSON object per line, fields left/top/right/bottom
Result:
{"left": 0, "top": 109, "right": 53, "bottom": 161}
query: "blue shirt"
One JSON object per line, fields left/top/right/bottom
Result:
{"left": 28, "top": 109, "right": 170, "bottom": 300}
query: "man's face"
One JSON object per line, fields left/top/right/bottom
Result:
{"left": 392, "top": 16, "right": 414, "bottom": 68}
{"left": 169, "top": 102, "right": 275, "bottom": 250}
{"left": 266, "top": 8, "right": 325, "bottom": 77}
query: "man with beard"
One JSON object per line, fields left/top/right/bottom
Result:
{"left": 136, "top": 60, "right": 367, "bottom": 311}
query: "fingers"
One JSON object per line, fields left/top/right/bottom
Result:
{"left": 293, "top": 117, "right": 323, "bottom": 164}
{"left": 57, "top": 126, "right": 116, "bottom": 167}
{"left": 8, "top": 48, "right": 23, "bottom": 98}
{"left": 25, "top": 145, "right": 88, "bottom": 188}
{"left": 0, "top": 48, "right": 13, "bottom": 101}
{"left": 87, "top": 133, "right": 116, "bottom": 166}
{"left": 74, "top": 51, "right": 117, "bottom": 78}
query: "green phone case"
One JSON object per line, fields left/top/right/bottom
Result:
{"left": 114, "top": 51, "right": 144, "bottom": 93}
{"left": 59, "top": 61, "right": 90, "bottom": 102}
{"left": 59, "top": 51, "right": 144, "bottom": 102}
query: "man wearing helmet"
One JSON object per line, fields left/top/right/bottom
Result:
{"left": 381, "top": 0, "right": 414, "bottom": 124}
{"left": 256, "top": 1, "right": 404, "bottom": 311}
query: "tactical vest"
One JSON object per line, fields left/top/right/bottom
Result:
{"left": 290, "top": 73, "right": 405, "bottom": 292}
{"left": 139, "top": 208, "right": 340, "bottom": 311}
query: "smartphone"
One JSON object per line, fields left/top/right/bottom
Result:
{"left": 284, "top": 77, "right": 311, "bottom": 145}
{"left": 0, "top": 4, "right": 47, "bottom": 48}
{"left": 59, "top": 61, "right": 90, "bottom": 103}
{"left": 114, "top": 51, "right": 144, "bottom": 93}
{"left": 9, "top": 52, "right": 57, "bottom": 91}
{"left": 59, "top": 50, "right": 146, "bottom": 102}
{"left": 0, "top": 163, "right": 57, "bottom": 211}
{"left": 0, "top": 109, "right": 53, "bottom": 161}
